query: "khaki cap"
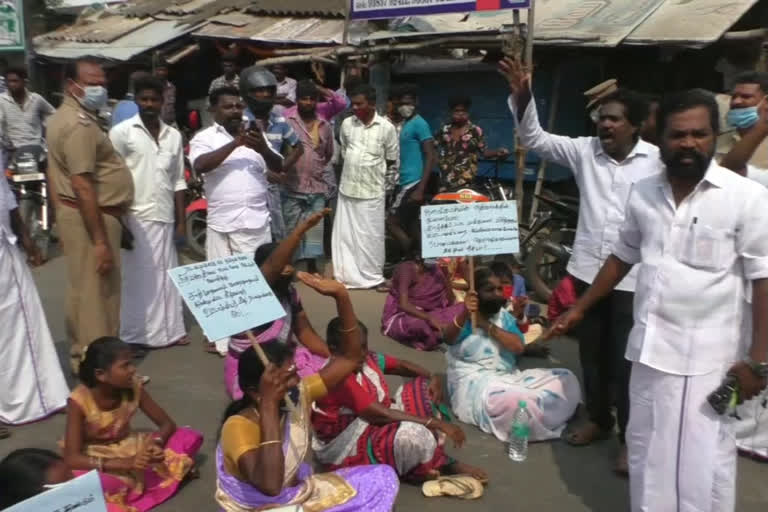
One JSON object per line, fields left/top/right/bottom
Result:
{"left": 584, "top": 79, "right": 618, "bottom": 109}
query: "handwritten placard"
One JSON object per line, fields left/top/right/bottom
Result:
{"left": 168, "top": 253, "right": 286, "bottom": 341}
{"left": 6, "top": 470, "right": 107, "bottom": 512}
{"left": 421, "top": 201, "right": 520, "bottom": 258}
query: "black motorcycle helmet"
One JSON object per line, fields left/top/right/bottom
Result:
{"left": 240, "top": 66, "right": 278, "bottom": 118}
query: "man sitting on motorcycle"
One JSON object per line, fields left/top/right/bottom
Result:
{"left": 0, "top": 66, "right": 55, "bottom": 155}
{"left": 434, "top": 96, "right": 509, "bottom": 192}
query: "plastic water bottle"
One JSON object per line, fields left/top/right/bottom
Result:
{"left": 508, "top": 400, "right": 531, "bottom": 462}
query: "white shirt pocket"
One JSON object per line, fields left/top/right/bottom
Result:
{"left": 679, "top": 223, "right": 733, "bottom": 271}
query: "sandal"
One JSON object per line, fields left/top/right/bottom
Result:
{"left": 422, "top": 475, "right": 484, "bottom": 499}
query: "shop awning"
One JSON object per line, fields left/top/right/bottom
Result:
{"left": 365, "top": 0, "right": 761, "bottom": 48}
{"left": 624, "top": 0, "right": 760, "bottom": 48}
{"left": 192, "top": 13, "right": 347, "bottom": 45}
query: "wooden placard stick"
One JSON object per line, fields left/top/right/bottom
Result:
{"left": 468, "top": 256, "right": 477, "bottom": 331}
{"left": 245, "top": 331, "right": 297, "bottom": 413}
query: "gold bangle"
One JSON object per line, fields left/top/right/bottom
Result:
{"left": 339, "top": 325, "right": 358, "bottom": 333}
{"left": 258, "top": 440, "right": 282, "bottom": 448}
{"left": 452, "top": 316, "right": 463, "bottom": 329}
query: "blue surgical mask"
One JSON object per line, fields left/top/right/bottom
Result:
{"left": 75, "top": 84, "right": 108, "bottom": 111}
{"left": 726, "top": 106, "right": 759, "bottom": 129}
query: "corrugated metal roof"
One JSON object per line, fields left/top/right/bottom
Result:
{"left": 39, "top": 15, "right": 153, "bottom": 44}
{"left": 246, "top": 0, "right": 347, "bottom": 17}
{"left": 364, "top": 0, "right": 757, "bottom": 48}
{"left": 624, "top": 0, "right": 760, "bottom": 47}
{"left": 33, "top": 19, "right": 204, "bottom": 61}
{"left": 192, "top": 13, "right": 345, "bottom": 44}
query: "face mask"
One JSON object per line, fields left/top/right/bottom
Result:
{"left": 75, "top": 84, "right": 108, "bottom": 111}
{"left": 246, "top": 98, "right": 273, "bottom": 117}
{"left": 726, "top": 106, "right": 759, "bottom": 129}
{"left": 479, "top": 297, "right": 507, "bottom": 317}
{"left": 398, "top": 104, "right": 416, "bottom": 118}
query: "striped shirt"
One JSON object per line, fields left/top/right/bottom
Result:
{"left": 339, "top": 113, "right": 399, "bottom": 199}
{"left": 0, "top": 91, "right": 55, "bottom": 148}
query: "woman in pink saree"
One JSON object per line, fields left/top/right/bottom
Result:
{"left": 382, "top": 256, "right": 466, "bottom": 351}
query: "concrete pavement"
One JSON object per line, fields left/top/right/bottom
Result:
{"left": 3, "top": 254, "right": 767, "bottom": 511}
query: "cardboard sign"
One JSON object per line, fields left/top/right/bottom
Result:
{"left": 421, "top": 201, "right": 520, "bottom": 258}
{"left": 350, "top": 0, "right": 531, "bottom": 20}
{"left": 168, "top": 253, "right": 286, "bottom": 341}
{"left": 5, "top": 471, "right": 107, "bottom": 512}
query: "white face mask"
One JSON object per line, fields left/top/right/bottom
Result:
{"left": 74, "top": 83, "right": 108, "bottom": 111}
{"left": 398, "top": 104, "right": 416, "bottom": 118}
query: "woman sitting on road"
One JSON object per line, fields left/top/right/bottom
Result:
{"left": 312, "top": 319, "right": 487, "bottom": 483}
{"left": 444, "top": 267, "right": 581, "bottom": 443}
{"left": 0, "top": 448, "right": 126, "bottom": 511}
{"left": 62, "top": 337, "right": 203, "bottom": 512}
{"left": 381, "top": 251, "right": 466, "bottom": 351}
{"left": 216, "top": 272, "right": 398, "bottom": 511}
{"left": 225, "top": 211, "right": 332, "bottom": 400}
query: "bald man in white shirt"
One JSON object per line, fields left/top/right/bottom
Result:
{"left": 552, "top": 89, "right": 768, "bottom": 512}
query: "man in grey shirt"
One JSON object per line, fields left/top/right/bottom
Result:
{"left": 0, "top": 66, "right": 55, "bottom": 150}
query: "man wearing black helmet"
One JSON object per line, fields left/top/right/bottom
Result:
{"left": 240, "top": 66, "right": 304, "bottom": 242}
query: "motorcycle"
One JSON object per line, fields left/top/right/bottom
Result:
{"left": 184, "top": 148, "right": 207, "bottom": 260}
{"left": 522, "top": 190, "right": 578, "bottom": 301}
{"left": 182, "top": 110, "right": 208, "bottom": 261}
{"left": 5, "top": 144, "right": 52, "bottom": 260}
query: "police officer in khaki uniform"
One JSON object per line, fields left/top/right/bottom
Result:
{"left": 47, "top": 57, "right": 134, "bottom": 373}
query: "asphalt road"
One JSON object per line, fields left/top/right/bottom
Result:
{"left": 3, "top": 254, "right": 767, "bottom": 511}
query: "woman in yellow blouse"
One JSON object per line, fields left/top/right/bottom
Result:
{"left": 216, "top": 271, "right": 399, "bottom": 511}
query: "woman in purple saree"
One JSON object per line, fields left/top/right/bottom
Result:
{"left": 217, "top": 273, "right": 398, "bottom": 512}
{"left": 382, "top": 256, "right": 466, "bottom": 351}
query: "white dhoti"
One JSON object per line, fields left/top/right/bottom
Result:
{"left": 120, "top": 216, "right": 186, "bottom": 348}
{"left": 0, "top": 238, "right": 68, "bottom": 424}
{"left": 331, "top": 193, "right": 385, "bottom": 289}
{"left": 628, "top": 362, "right": 736, "bottom": 512}
{"left": 206, "top": 225, "right": 272, "bottom": 354}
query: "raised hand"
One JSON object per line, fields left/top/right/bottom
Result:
{"left": 498, "top": 57, "right": 531, "bottom": 98}
{"left": 297, "top": 271, "right": 347, "bottom": 297}
{"left": 259, "top": 363, "right": 300, "bottom": 408}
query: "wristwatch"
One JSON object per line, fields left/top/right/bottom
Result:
{"left": 745, "top": 356, "right": 768, "bottom": 378}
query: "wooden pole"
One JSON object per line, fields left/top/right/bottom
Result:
{"left": 245, "top": 331, "right": 297, "bottom": 413}
{"left": 342, "top": 0, "right": 352, "bottom": 45}
{"left": 468, "top": 256, "right": 477, "bottom": 331}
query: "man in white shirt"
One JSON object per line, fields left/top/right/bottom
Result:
{"left": 189, "top": 86, "right": 283, "bottom": 354}
{"left": 501, "top": 57, "right": 659, "bottom": 473}
{"left": 719, "top": 102, "right": 768, "bottom": 462}
{"left": 332, "top": 83, "right": 399, "bottom": 289}
{"left": 110, "top": 75, "right": 187, "bottom": 349}
{"left": 552, "top": 89, "right": 768, "bottom": 512}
